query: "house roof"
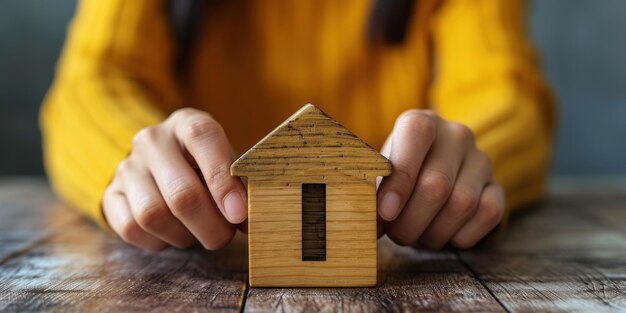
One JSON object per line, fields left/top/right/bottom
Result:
{"left": 231, "top": 104, "right": 392, "bottom": 182}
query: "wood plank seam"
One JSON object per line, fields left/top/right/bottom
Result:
{"left": 239, "top": 279, "right": 249, "bottom": 313}
{"left": 454, "top": 250, "right": 511, "bottom": 313}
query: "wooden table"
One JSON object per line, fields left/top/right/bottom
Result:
{"left": 1, "top": 177, "right": 625, "bottom": 312}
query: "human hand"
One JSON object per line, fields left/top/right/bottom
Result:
{"left": 102, "top": 108, "right": 247, "bottom": 251}
{"left": 377, "top": 110, "right": 504, "bottom": 249}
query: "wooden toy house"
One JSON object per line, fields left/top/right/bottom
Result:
{"left": 231, "top": 104, "right": 392, "bottom": 287}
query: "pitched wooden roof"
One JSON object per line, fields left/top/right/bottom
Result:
{"left": 231, "top": 104, "right": 392, "bottom": 182}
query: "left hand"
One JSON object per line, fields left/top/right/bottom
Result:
{"left": 377, "top": 109, "right": 505, "bottom": 249}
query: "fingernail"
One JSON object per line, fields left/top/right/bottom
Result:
{"left": 380, "top": 192, "right": 401, "bottom": 221}
{"left": 224, "top": 191, "right": 247, "bottom": 223}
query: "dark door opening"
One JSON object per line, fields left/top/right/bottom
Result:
{"left": 302, "top": 183, "right": 326, "bottom": 261}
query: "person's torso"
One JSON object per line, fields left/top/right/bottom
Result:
{"left": 182, "top": 0, "right": 436, "bottom": 152}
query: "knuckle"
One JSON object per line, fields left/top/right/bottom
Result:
{"left": 167, "top": 179, "right": 202, "bottom": 217}
{"left": 386, "top": 227, "right": 417, "bottom": 246}
{"left": 417, "top": 170, "right": 452, "bottom": 205}
{"left": 135, "top": 200, "right": 167, "bottom": 230}
{"left": 388, "top": 233, "right": 413, "bottom": 246}
{"left": 480, "top": 195, "right": 504, "bottom": 226}
{"left": 132, "top": 126, "right": 159, "bottom": 148}
{"left": 448, "top": 122, "right": 474, "bottom": 143}
{"left": 177, "top": 237, "right": 197, "bottom": 249}
{"left": 397, "top": 110, "right": 437, "bottom": 141}
{"left": 390, "top": 163, "right": 416, "bottom": 194}
{"left": 418, "top": 238, "right": 443, "bottom": 251}
{"left": 103, "top": 185, "right": 116, "bottom": 200}
{"left": 475, "top": 152, "right": 493, "bottom": 174}
{"left": 203, "top": 227, "right": 236, "bottom": 250}
{"left": 183, "top": 117, "right": 223, "bottom": 143}
{"left": 170, "top": 107, "right": 201, "bottom": 122}
{"left": 115, "top": 159, "right": 133, "bottom": 177}
{"left": 117, "top": 219, "right": 143, "bottom": 244}
{"left": 399, "top": 108, "right": 436, "bottom": 119}
{"left": 451, "top": 236, "right": 476, "bottom": 249}
{"left": 144, "top": 244, "right": 168, "bottom": 252}
{"left": 447, "top": 187, "right": 479, "bottom": 219}
{"left": 206, "top": 163, "right": 232, "bottom": 194}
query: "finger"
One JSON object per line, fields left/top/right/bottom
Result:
{"left": 133, "top": 126, "right": 236, "bottom": 250}
{"left": 170, "top": 109, "right": 248, "bottom": 224}
{"left": 418, "top": 150, "right": 493, "bottom": 249}
{"left": 119, "top": 160, "right": 196, "bottom": 248}
{"left": 377, "top": 110, "right": 437, "bottom": 221}
{"left": 376, "top": 134, "right": 391, "bottom": 238}
{"left": 385, "top": 121, "right": 470, "bottom": 246}
{"left": 451, "top": 182, "right": 505, "bottom": 249}
{"left": 102, "top": 187, "right": 168, "bottom": 251}
{"left": 235, "top": 181, "right": 249, "bottom": 234}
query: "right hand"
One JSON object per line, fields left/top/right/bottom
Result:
{"left": 102, "top": 108, "right": 248, "bottom": 251}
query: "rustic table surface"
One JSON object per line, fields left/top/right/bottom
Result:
{"left": 0, "top": 177, "right": 625, "bottom": 312}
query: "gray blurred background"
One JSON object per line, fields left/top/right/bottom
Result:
{"left": 1, "top": 0, "right": 625, "bottom": 177}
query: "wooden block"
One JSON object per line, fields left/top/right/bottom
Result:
{"left": 231, "top": 104, "right": 392, "bottom": 287}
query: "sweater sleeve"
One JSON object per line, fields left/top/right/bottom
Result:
{"left": 429, "top": 0, "right": 556, "bottom": 218}
{"left": 40, "top": 0, "right": 181, "bottom": 228}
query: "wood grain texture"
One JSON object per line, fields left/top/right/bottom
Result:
{"left": 247, "top": 181, "right": 378, "bottom": 287}
{"left": 243, "top": 239, "right": 506, "bottom": 312}
{"left": 0, "top": 178, "right": 248, "bottom": 313}
{"left": 460, "top": 253, "right": 626, "bottom": 313}
{"left": 231, "top": 104, "right": 392, "bottom": 182}
{"left": 232, "top": 104, "right": 392, "bottom": 287}
{"left": 459, "top": 190, "right": 626, "bottom": 312}
{"left": 0, "top": 223, "right": 249, "bottom": 312}
{"left": 0, "top": 178, "right": 76, "bottom": 263}
{"left": 3, "top": 178, "right": 626, "bottom": 312}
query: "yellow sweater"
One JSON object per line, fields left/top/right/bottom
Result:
{"left": 41, "top": 0, "right": 555, "bottom": 228}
